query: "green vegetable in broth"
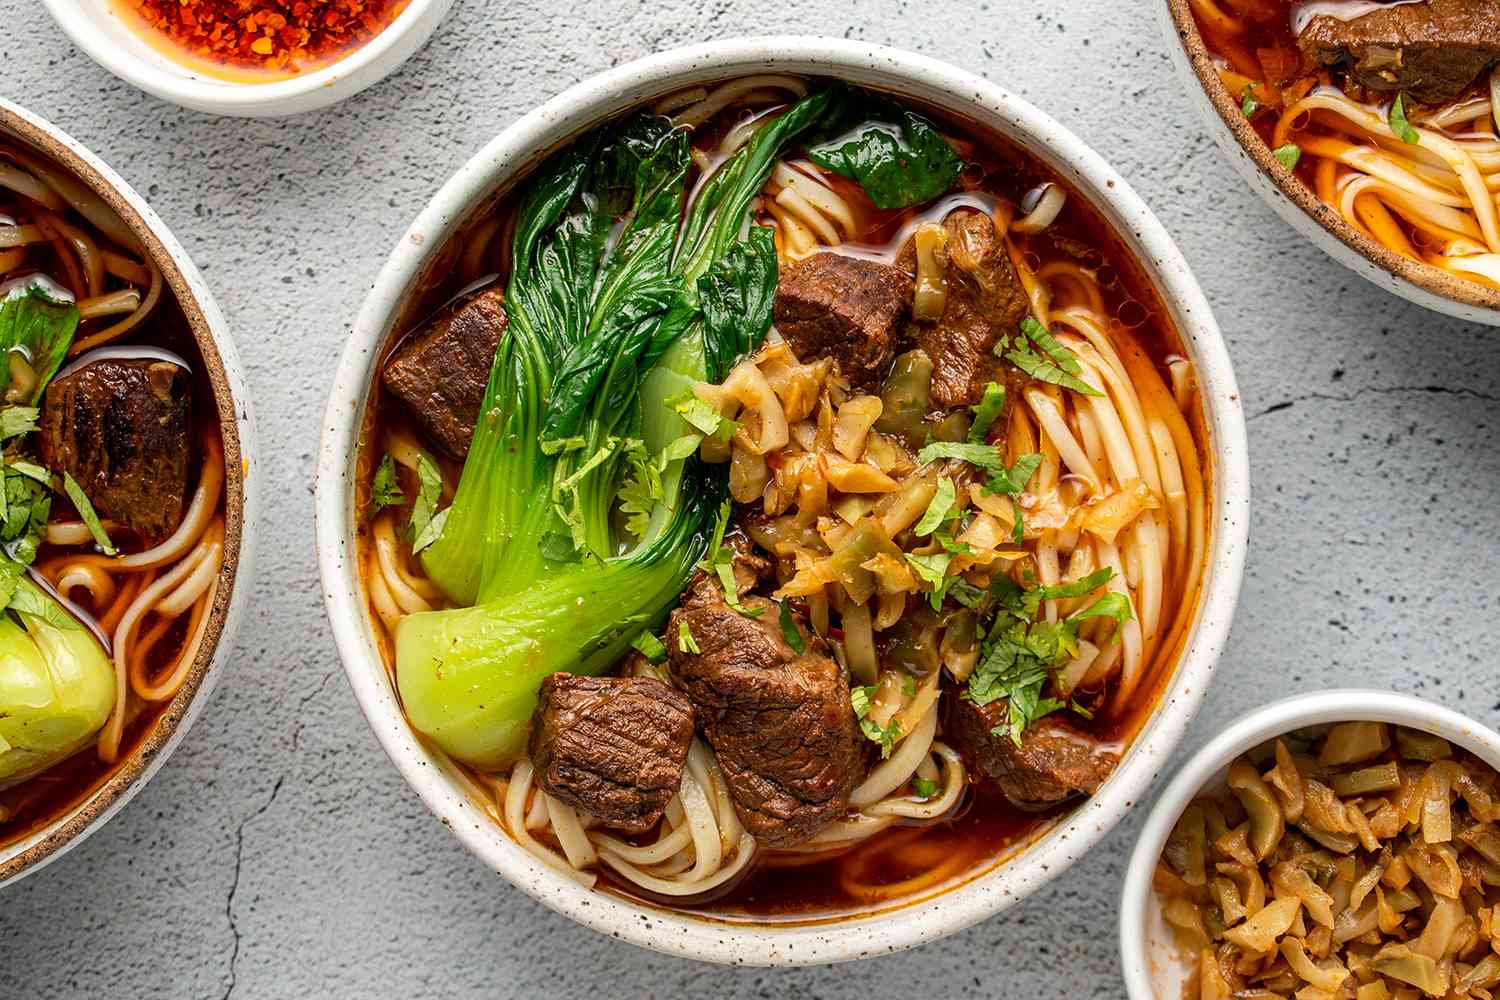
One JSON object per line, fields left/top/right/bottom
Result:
{"left": 397, "top": 92, "right": 848, "bottom": 767}
{"left": 0, "top": 574, "right": 113, "bottom": 788}
{"left": 0, "top": 277, "right": 80, "bottom": 406}
{"left": 807, "top": 98, "right": 963, "bottom": 210}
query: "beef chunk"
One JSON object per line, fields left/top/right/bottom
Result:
{"left": 381, "top": 286, "right": 506, "bottom": 458}
{"left": 668, "top": 585, "right": 863, "bottom": 847}
{"left": 1298, "top": 0, "right": 1500, "bottom": 105}
{"left": 903, "top": 209, "right": 1029, "bottom": 407}
{"left": 945, "top": 691, "right": 1118, "bottom": 810}
{"left": 772, "top": 253, "right": 911, "bottom": 387}
{"left": 41, "top": 358, "right": 191, "bottom": 544}
{"left": 528, "top": 673, "right": 695, "bottom": 834}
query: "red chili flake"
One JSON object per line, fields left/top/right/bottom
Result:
{"left": 119, "top": 0, "right": 410, "bottom": 75}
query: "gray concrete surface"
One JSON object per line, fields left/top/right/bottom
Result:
{"left": 3, "top": 1, "right": 1498, "bottom": 996}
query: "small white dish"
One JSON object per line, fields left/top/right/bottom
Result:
{"left": 1120, "top": 689, "right": 1500, "bottom": 998}
{"left": 316, "top": 36, "right": 1251, "bottom": 965}
{"left": 40, "top": 0, "right": 454, "bottom": 117}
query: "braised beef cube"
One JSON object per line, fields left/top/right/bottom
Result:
{"left": 902, "top": 208, "right": 1029, "bottom": 408}
{"left": 529, "top": 673, "right": 695, "bottom": 834}
{"left": 668, "top": 584, "right": 863, "bottom": 847}
{"left": 40, "top": 358, "right": 191, "bottom": 544}
{"left": 945, "top": 690, "right": 1118, "bottom": 811}
{"left": 772, "top": 253, "right": 911, "bottom": 387}
{"left": 1298, "top": 0, "right": 1500, "bottom": 105}
{"left": 381, "top": 286, "right": 506, "bottom": 459}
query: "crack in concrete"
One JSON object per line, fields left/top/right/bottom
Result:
{"left": 1247, "top": 384, "right": 1500, "bottom": 422}
{"left": 290, "top": 669, "right": 338, "bottom": 751}
{"left": 222, "top": 775, "right": 286, "bottom": 1000}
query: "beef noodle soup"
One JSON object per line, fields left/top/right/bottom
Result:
{"left": 359, "top": 75, "right": 1211, "bottom": 918}
{"left": 1187, "top": 0, "right": 1500, "bottom": 292}
{"left": 0, "top": 138, "right": 230, "bottom": 851}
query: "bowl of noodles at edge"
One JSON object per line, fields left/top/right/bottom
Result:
{"left": 315, "top": 38, "right": 1250, "bottom": 964}
{"left": 1161, "top": 0, "right": 1500, "bottom": 326}
{"left": 0, "top": 99, "right": 256, "bottom": 887}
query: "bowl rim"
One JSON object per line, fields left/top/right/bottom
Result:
{"left": 0, "top": 99, "right": 257, "bottom": 886}
{"left": 1160, "top": 0, "right": 1500, "bottom": 318}
{"left": 39, "top": 0, "right": 453, "bottom": 115}
{"left": 1119, "top": 688, "right": 1500, "bottom": 998}
{"left": 315, "top": 35, "right": 1251, "bottom": 965}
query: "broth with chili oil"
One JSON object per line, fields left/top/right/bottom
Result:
{"left": 357, "top": 75, "right": 1211, "bottom": 916}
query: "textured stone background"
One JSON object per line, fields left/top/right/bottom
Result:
{"left": 3, "top": 1, "right": 1498, "bottom": 996}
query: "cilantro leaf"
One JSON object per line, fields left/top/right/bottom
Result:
{"left": 778, "top": 600, "right": 806, "bottom": 653}
{"left": 411, "top": 507, "right": 448, "bottom": 555}
{"left": 1273, "top": 143, "right": 1302, "bottom": 170}
{"left": 61, "top": 472, "right": 116, "bottom": 557}
{"left": 0, "top": 466, "right": 50, "bottom": 565}
{"left": 905, "top": 550, "right": 956, "bottom": 611}
{"left": 1036, "top": 567, "right": 1114, "bottom": 601}
{"left": 1006, "top": 318, "right": 1101, "bottom": 397}
{"left": 967, "top": 382, "right": 1006, "bottom": 444}
{"left": 370, "top": 454, "right": 404, "bottom": 512}
{"left": 408, "top": 453, "right": 444, "bottom": 550}
{"left": 851, "top": 684, "right": 902, "bottom": 758}
{"left": 916, "top": 440, "right": 1007, "bottom": 472}
{"left": 677, "top": 621, "right": 701, "bottom": 654}
{"left": 901, "top": 673, "right": 918, "bottom": 697}
{"left": 699, "top": 500, "right": 764, "bottom": 619}
{"left": 1241, "top": 84, "right": 1260, "bottom": 118}
{"left": 912, "top": 477, "right": 956, "bottom": 536}
{"left": 912, "top": 776, "right": 939, "bottom": 799}
{"left": 631, "top": 630, "right": 667, "bottom": 664}
{"left": 1388, "top": 93, "right": 1420, "bottom": 145}
{"left": 1073, "top": 591, "right": 1133, "bottom": 627}
{"left": 667, "top": 390, "right": 738, "bottom": 443}
{"left": 985, "top": 452, "right": 1042, "bottom": 495}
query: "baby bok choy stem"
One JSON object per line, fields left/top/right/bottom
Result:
{"left": 397, "top": 90, "right": 843, "bottom": 767}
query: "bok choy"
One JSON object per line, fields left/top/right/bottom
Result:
{"left": 396, "top": 91, "right": 844, "bottom": 767}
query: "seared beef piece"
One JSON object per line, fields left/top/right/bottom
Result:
{"left": 725, "top": 529, "right": 772, "bottom": 594}
{"left": 945, "top": 690, "right": 1119, "bottom": 810}
{"left": 1298, "top": 0, "right": 1500, "bottom": 105}
{"left": 772, "top": 253, "right": 911, "bottom": 387}
{"left": 528, "top": 672, "right": 695, "bottom": 834}
{"left": 41, "top": 358, "right": 191, "bottom": 544}
{"left": 901, "top": 209, "right": 1029, "bottom": 407}
{"left": 668, "top": 584, "right": 864, "bottom": 847}
{"left": 381, "top": 286, "right": 506, "bottom": 459}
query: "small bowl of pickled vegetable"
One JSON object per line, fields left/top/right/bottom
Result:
{"left": 1121, "top": 690, "right": 1500, "bottom": 999}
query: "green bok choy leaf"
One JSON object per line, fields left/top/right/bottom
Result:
{"left": 397, "top": 90, "right": 844, "bottom": 767}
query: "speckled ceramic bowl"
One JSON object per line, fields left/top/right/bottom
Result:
{"left": 315, "top": 37, "right": 1250, "bottom": 965}
{"left": 1120, "top": 690, "right": 1500, "bottom": 998}
{"left": 40, "top": 0, "right": 453, "bottom": 117}
{"left": 0, "top": 100, "right": 258, "bottom": 887}
{"left": 1159, "top": 0, "right": 1500, "bottom": 326}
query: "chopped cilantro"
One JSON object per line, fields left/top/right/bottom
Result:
{"left": 61, "top": 472, "right": 116, "bottom": 557}
{"left": 901, "top": 673, "right": 918, "bottom": 697}
{"left": 1070, "top": 700, "right": 1095, "bottom": 721}
{"left": 667, "top": 391, "right": 738, "bottom": 443}
{"left": 677, "top": 621, "right": 701, "bottom": 654}
{"left": 699, "top": 500, "right": 763, "bottom": 618}
{"left": 851, "top": 684, "right": 902, "bottom": 758}
{"left": 408, "top": 453, "right": 445, "bottom": 552}
{"left": 1006, "top": 317, "right": 1101, "bottom": 397}
{"left": 370, "top": 454, "right": 404, "bottom": 512}
{"left": 1074, "top": 591, "right": 1133, "bottom": 626}
{"left": 1388, "top": 93, "right": 1420, "bottom": 145}
{"left": 912, "top": 776, "right": 939, "bottom": 799}
{"left": 1273, "top": 143, "right": 1302, "bottom": 171}
{"left": 1240, "top": 84, "right": 1260, "bottom": 118}
{"left": 1036, "top": 567, "right": 1114, "bottom": 601}
{"left": 967, "top": 382, "right": 1006, "bottom": 444}
{"left": 0, "top": 406, "right": 37, "bottom": 442}
{"left": 916, "top": 440, "right": 1007, "bottom": 473}
{"left": 0, "top": 466, "right": 50, "bottom": 565}
{"left": 905, "top": 550, "right": 956, "bottom": 611}
{"left": 1011, "top": 496, "right": 1024, "bottom": 544}
{"left": 912, "top": 477, "right": 957, "bottom": 537}
{"left": 985, "top": 452, "right": 1042, "bottom": 496}
{"left": 778, "top": 600, "right": 806, "bottom": 653}
{"left": 631, "top": 630, "right": 667, "bottom": 664}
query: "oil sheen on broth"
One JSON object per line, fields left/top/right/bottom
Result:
{"left": 358, "top": 76, "right": 1210, "bottom": 919}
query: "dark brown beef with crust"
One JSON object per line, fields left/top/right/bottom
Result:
{"left": 381, "top": 286, "right": 506, "bottom": 459}
{"left": 528, "top": 672, "right": 695, "bottom": 834}
{"left": 772, "top": 252, "right": 911, "bottom": 387}
{"left": 667, "top": 580, "right": 864, "bottom": 847}
{"left": 41, "top": 358, "right": 191, "bottom": 544}
{"left": 1298, "top": 0, "right": 1500, "bottom": 105}
{"left": 945, "top": 689, "right": 1119, "bottom": 811}
{"left": 902, "top": 208, "right": 1029, "bottom": 407}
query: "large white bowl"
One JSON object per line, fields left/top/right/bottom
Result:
{"left": 315, "top": 36, "right": 1251, "bottom": 965}
{"left": 41, "top": 0, "right": 453, "bottom": 117}
{"left": 0, "top": 99, "right": 259, "bottom": 886}
{"left": 1120, "top": 690, "right": 1500, "bottom": 998}
{"left": 1156, "top": 0, "right": 1500, "bottom": 326}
